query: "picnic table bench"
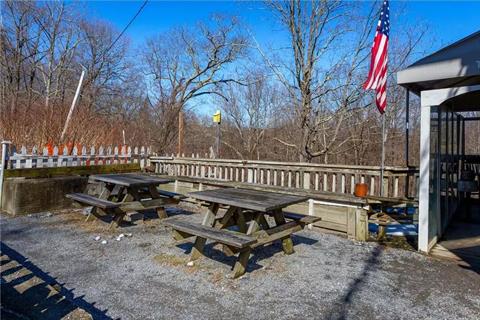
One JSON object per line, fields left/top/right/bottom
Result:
{"left": 67, "top": 173, "right": 181, "bottom": 228}
{"left": 163, "top": 188, "right": 321, "bottom": 278}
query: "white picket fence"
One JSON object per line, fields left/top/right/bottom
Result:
{"left": 4, "top": 144, "right": 153, "bottom": 169}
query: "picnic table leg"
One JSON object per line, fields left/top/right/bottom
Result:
{"left": 144, "top": 186, "right": 169, "bottom": 219}
{"left": 98, "top": 182, "right": 111, "bottom": 200}
{"left": 258, "top": 215, "right": 270, "bottom": 229}
{"left": 156, "top": 207, "right": 168, "bottom": 219}
{"left": 232, "top": 248, "right": 251, "bottom": 278}
{"left": 377, "top": 225, "right": 386, "bottom": 240}
{"left": 214, "top": 207, "right": 236, "bottom": 229}
{"left": 110, "top": 214, "right": 126, "bottom": 229}
{"left": 109, "top": 209, "right": 126, "bottom": 229}
{"left": 190, "top": 203, "right": 219, "bottom": 261}
{"left": 246, "top": 214, "right": 263, "bottom": 235}
{"left": 273, "top": 210, "right": 294, "bottom": 255}
{"left": 84, "top": 207, "right": 97, "bottom": 222}
{"left": 230, "top": 213, "right": 263, "bottom": 278}
{"left": 108, "top": 185, "right": 125, "bottom": 202}
{"left": 235, "top": 209, "right": 247, "bottom": 233}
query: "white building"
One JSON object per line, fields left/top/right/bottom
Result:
{"left": 397, "top": 31, "right": 480, "bottom": 253}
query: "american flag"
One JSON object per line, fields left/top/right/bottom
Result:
{"left": 364, "top": 0, "right": 390, "bottom": 114}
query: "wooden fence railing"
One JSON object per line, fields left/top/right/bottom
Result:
{"left": 150, "top": 156, "right": 419, "bottom": 199}
{"left": 4, "top": 144, "right": 153, "bottom": 169}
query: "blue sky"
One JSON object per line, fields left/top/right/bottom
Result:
{"left": 83, "top": 1, "right": 479, "bottom": 114}
{"left": 85, "top": 0, "right": 480, "bottom": 56}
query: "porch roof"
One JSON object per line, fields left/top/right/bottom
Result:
{"left": 397, "top": 31, "right": 480, "bottom": 95}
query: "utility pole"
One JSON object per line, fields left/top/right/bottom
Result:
{"left": 61, "top": 66, "right": 86, "bottom": 141}
{"left": 177, "top": 110, "right": 184, "bottom": 156}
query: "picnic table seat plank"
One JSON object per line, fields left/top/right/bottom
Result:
{"left": 118, "top": 197, "right": 179, "bottom": 212}
{"left": 281, "top": 212, "right": 322, "bottom": 225}
{"left": 156, "top": 189, "right": 186, "bottom": 200}
{"left": 163, "top": 218, "right": 257, "bottom": 249}
{"left": 188, "top": 188, "right": 308, "bottom": 212}
{"left": 66, "top": 193, "right": 120, "bottom": 210}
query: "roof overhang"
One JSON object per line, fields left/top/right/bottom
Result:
{"left": 421, "top": 85, "right": 480, "bottom": 111}
{"left": 397, "top": 31, "right": 480, "bottom": 95}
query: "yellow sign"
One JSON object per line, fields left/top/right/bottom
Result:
{"left": 213, "top": 110, "right": 221, "bottom": 124}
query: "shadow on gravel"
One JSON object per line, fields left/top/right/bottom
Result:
{"left": 177, "top": 234, "right": 318, "bottom": 273}
{"left": 325, "top": 245, "right": 384, "bottom": 320}
{"left": 0, "top": 242, "right": 112, "bottom": 320}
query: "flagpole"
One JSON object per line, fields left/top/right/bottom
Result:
{"left": 380, "top": 112, "right": 386, "bottom": 197}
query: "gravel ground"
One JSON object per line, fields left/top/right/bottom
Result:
{"left": 1, "top": 208, "right": 479, "bottom": 320}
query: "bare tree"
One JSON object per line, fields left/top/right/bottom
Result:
{"left": 262, "top": 0, "right": 375, "bottom": 162}
{"left": 142, "top": 15, "right": 247, "bottom": 153}
{"left": 217, "top": 70, "right": 280, "bottom": 159}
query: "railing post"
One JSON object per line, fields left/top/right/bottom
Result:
{"left": 382, "top": 175, "right": 389, "bottom": 197}
{"left": 303, "top": 171, "right": 310, "bottom": 189}
{"left": 0, "top": 141, "right": 12, "bottom": 207}
{"left": 394, "top": 177, "right": 399, "bottom": 198}
{"left": 247, "top": 168, "right": 253, "bottom": 183}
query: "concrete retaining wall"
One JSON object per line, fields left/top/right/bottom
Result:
{"left": 1, "top": 176, "right": 88, "bottom": 215}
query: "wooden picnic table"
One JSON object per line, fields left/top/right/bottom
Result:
{"left": 164, "top": 188, "right": 321, "bottom": 278}
{"left": 67, "top": 173, "right": 180, "bottom": 228}
{"left": 91, "top": 173, "right": 172, "bottom": 203}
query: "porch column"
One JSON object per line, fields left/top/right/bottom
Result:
{"left": 418, "top": 103, "right": 431, "bottom": 253}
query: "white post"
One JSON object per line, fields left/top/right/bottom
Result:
{"left": 307, "top": 199, "right": 315, "bottom": 230}
{"left": 61, "top": 67, "right": 86, "bottom": 141}
{"left": 418, "top": 104, "right": 431, "bottom": 253}
{"left": 0, "top": 141, "right": 12, "bottom": 207}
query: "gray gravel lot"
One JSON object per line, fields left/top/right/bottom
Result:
{"left": 1, "top": 208, "right": 479, "bottom": 320}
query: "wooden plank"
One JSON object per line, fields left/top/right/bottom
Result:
{"left": 282, "top": 212, "right": 321, "bottom": 225}
{"left": 118, "top": 197, "right": 178, "bottom": 212}
{"left": 355, "top": 209, "right": 368, "bottom": 241}
{"left": 156, "top": 189, "right": 185, "bottom": 200}
{"left": 188, "top": 188, "right": 308, "bottom": 212}
{"left": 190, "top": 203, "right": 219, "bottom": 261}
{"left": 232, "top": 249, "right": 251, "bottom": 278}
{"left": 4, "top": 163, "right": 141, "bottom": 178}
{"left": 66, "top": 193, "right": 120, "bottom": 210}
{"left": 346, "top": 207, "right": 356, "bottom": 239}
{"left": 315, "top": 220, "right": 347, "bottom": 232}
{"left": 273, "top": 210, "right": 294, "bottom": 254}
{"left": 269, "top": 211, "right": 321, "bottom": 225}
{"left": 252, "top": 221, "right": 302, "bottom": 248}
{"left": 163, "top": 219, "right": 257, "bottom": 248}
{"left": 92, "top": 174, "right": 172, "bottom": 187}
{"left": 214, "top": 207, "right": 236, "bottom": 229}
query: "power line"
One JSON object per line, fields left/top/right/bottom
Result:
{"left": 104, "top": 0, "right": 149, "bottom": 55}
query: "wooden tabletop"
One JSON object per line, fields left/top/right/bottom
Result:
{"left": 188, "top": 188, "right": 308, "bottom": 212}
{"left": 92, "top": 173, "right": 173, "bottom": 187}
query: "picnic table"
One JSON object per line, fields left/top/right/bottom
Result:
{"left": 163, "top": 188, "right": 321, "bottom": 278}
{"left": 67, "top": 173, "right": 181, "bottom": 228}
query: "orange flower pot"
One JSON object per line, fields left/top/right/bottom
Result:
{"left": 354, "top": 183, "right": 368, "bottom": 198}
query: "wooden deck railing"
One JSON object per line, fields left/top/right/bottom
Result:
{"left": 4, "top": 144, "right": 152, "bottom": 169}
{"left": 150, "top": 157, "right": 419, "bottom": 199}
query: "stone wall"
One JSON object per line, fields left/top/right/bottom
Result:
{"left": 1, "top": 176, "right": 88, "bottom": 215}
